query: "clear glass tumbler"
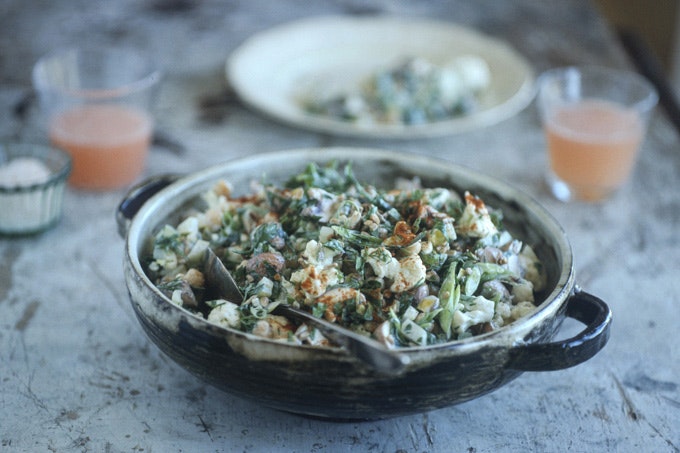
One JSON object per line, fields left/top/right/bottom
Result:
{"left": 536, "top": 66, "right": 658, "bottom": 202}
{"left": 32, "top": 48, "right": 161, "bottom": 190}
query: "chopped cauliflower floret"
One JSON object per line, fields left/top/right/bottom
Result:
{"left": 291, "top": 240, "right": 342, "bottom": 301}
{"left": 390, "top": 255, "right": 426, "bottom": 293}
{"left": 291, "top": 265, "right": 341, "bottom": 300}
{"left": 452, "top": 296, "right": 495, "bottom": 334}
{"left": 303, "top": 187, "right": 337, "bottom": 223}
{"left": 456, "top": 192, "right": 498, "bottom": 239}
{"left": 151, "top": 225, "right": 180, "bottom": 267}
{"left": 301, "top": 240, "right": 339, "bottom": 267}
{"left": 363, "top": 247, "right": 400, "bottom": 281}
{"left": 207, "top": 300, "right": 241, "bottom": 328}
{"left": 316, "top": 287, "right": 366, "bottom": 323}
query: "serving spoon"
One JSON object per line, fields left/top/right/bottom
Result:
{"left": 203, "top": 249, "right": 409, "bottom": 373}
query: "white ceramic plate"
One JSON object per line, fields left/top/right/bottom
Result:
{"left": 226, "top": 16, "right": 535, "bottom": 139}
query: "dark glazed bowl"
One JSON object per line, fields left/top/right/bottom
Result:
{"left": 117, "top": 148, "right": 611, "bottom": 420}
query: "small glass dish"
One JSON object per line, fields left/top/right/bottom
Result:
{"left": 0, "top": 142, "right": 71, "bottom": 235}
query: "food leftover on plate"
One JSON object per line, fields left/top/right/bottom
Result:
{"left": 302, "top": 56, "right": 491, "bottom": 126}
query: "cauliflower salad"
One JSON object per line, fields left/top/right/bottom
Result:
{"left": 303, "top": 56, "right": 491, "bottom": 126}
{"left": 146, "top": 162, "right": 546, "bottom": 349}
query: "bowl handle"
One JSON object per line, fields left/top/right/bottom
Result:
{"left": 506, "top": 289, "right": 612, "bottom": 371}
{"left": 116, "top": 174, "right": 181, "bottom": 238}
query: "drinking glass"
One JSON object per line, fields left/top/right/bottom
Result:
{"left": 536, "top": 66, "right": 657, "bottom": 202}
{"left": 32, "top": 48, "right": 161, "bottom": 190}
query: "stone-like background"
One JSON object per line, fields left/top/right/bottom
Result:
{"left": 1, "top": 1, "right": 678, "bottom": 452}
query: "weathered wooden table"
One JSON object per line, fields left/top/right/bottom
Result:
{"left": 1, "top": 1, "right": 678, "bottom": 451}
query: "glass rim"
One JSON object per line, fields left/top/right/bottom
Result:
{"left": 32, "top": 47, "right": 162, "bottom": 101}
{"left": 536, "top": 64, "right": 659, "bottom": 114}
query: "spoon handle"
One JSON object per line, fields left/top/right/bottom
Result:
{"left": 273, "top": 304, "right": 409, "bottom": 374}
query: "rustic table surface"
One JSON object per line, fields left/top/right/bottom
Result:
{"left": 1, "top": 1, "right": 679, "bottom": 452}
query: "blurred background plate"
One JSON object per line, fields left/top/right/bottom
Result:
{"left": 226, "top": 15, "right": 535, "bottom": 139}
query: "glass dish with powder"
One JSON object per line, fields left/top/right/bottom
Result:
{"left": 0, "top": 143, "right": 71, "bottom": 235}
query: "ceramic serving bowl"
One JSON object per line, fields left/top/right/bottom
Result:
{"left": 117, "top": 148, "right": 611, "bottom": 420}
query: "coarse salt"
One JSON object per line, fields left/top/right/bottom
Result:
{"left": 0, "top": 157, "right": 62, "bottom": 234}
{"left": 0, "top": 157, "right": 52, "bottom": 188}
